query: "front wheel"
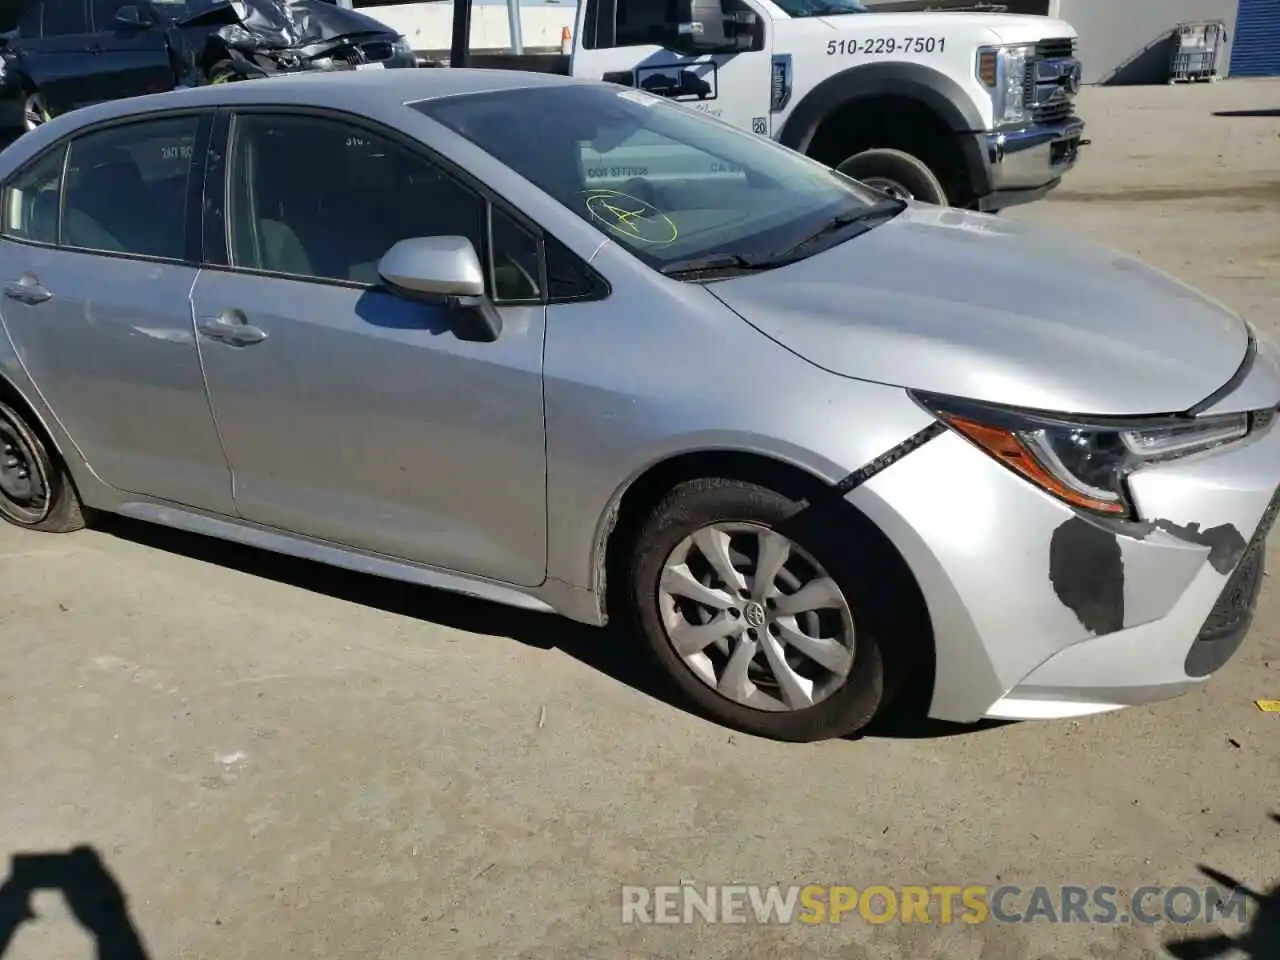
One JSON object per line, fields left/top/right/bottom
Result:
{"left": 629, "top": 478, "right": 903, "bottom": 742}
{"left": 836, "top": 147, "right": 948, "bottom": 206}
{"left": 206, "top": 59, "right": 250, "bottom": 84}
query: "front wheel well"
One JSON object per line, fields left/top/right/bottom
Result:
{"left": 601, "top": 450, "right": 936, "bottom": 704}
{"left": 806, "top": 95, "right": 976, "bottom": 207}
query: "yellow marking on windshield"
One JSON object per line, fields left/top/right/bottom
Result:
{"left": 583, "top": 189, "right": 678, "bottom": 245}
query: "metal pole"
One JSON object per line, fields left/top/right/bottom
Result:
{"left": 450, "top": 0, "right": 472, "bottom": 66}
{"left": 507, "top": 0, "right": 525, "bottom": 54}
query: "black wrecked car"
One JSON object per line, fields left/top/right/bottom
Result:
{"left": 0, "top": 0, "right": 416, "bottom": 132}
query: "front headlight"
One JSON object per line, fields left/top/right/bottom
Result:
{"left": 914, "top": 391, "right": 1258, "bottom": 518}
{"left": 392, "top": 36, "right": 413, "bottom": 58}
{"left": 976, "top": 44, "right": 1034, "bottom": 128}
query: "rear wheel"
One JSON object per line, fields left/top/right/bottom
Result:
{"left": 836, "top": 147, "right": 948, "bottom": 205}
{"left": 0, "top": 401, "right": 86, "bottom": 533}
{"left": 629, "top": 478, "right": 904, "bottom": 742}
{"left": 22, "top": 90, "right": 50, "bottom": 133}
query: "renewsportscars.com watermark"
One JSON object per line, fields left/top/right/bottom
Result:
{"left": 621, "top": 884, "right": 1250, "bottom": 926}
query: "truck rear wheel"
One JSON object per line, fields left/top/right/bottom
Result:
{"left": 836, "top": 148, "right": 948, "bottom": 206}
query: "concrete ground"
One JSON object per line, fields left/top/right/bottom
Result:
{"left": 1, "top": 79, "right": 1279, "bottom": 960}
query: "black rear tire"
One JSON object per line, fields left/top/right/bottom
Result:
{"left": 629, "top": 478, "right": 910, "bottom": 742}
{"left": 0, "top": 401, "right": 86, "bottom": 533}
{"left": 836, "top": 147, "right": 948, "bottom": 206}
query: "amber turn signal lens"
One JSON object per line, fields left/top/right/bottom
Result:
{"left": 977, "top": 51, "right": 998, "bottom": 86}
{"left": 944, "top": 414, "right": 1128, "bottom": 516}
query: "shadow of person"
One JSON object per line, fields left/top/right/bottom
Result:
{"left": 0, "top": 846, "right": 150, "bottom": 959}
{"left": 1164, "top": 813, "right": 1280, "bottom": 959}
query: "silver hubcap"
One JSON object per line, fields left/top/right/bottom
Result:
{"left": 657, "top": 522, "right": 856, "bottom": 712}
{"left": 861, "top": 177, "right": 914, "bottom": 201}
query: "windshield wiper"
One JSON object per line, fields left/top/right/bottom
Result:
{"left": 777, "top": 197, "right": 906, "bottom": 257}
{"left": 659, "top": 252, "right": 795, "bottom": 279}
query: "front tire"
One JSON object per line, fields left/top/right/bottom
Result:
{"left": 629, "top": 478, "right": 900, "bottom": 742}
{"left": 836, "top": 147, "right": 948, "bottom": 205}
{"left": 207, "top": 59, "right": 243, "bottom": 84}
{"left": 0, "top": 401, "right": 86, "bottom": 533}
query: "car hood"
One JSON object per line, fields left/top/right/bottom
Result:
{"left": 176, "top": 0, "right": 393, "bottom": 48}
{"left": 705, "top": 204, "right": 1249, "bottom": 417}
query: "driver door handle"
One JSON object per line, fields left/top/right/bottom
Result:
{"left": 197, "top": 308, "right": 268, "bottom": 346}
{"left": 4, "top": 273, "right": 52, "bottom": 305}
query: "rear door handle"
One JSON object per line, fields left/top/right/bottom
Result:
{"left": 3, "top": 274, "right": 52, "bottom": 305}
{"left": 197, "top": 308, "right": 268, "bottom": 346}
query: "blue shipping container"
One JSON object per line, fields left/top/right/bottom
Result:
{"left": 1231, "top": 0, "right": 1280, "bottom": 76}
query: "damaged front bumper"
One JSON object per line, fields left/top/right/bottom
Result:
{"left": 844, "top": 356, "right": 1280, "bottom": 724}
{"left": 208, "top": 33, "right": 416, "bottom": 80}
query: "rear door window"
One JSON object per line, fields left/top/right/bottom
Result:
{"left": 41, "top": 0, "right": 90, "bottom": 35}
{"left": 61, "top": 115, "right": 200, "bottom": 259}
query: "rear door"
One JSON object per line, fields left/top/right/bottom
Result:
{"left": 0, "top": 111, "right": 236, "bottom": 514}
{"left": 87, "top": 0, "right": 176, "bottom": 100}
{"left": 19, "top": 0, "right": 100, "bottom": 116}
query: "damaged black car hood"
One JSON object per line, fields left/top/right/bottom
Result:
{"left": 175, "top": 0, "right": 396, "bottom": 48}
{"left": 0, "top": 0, "right": 393, "bottom": 44}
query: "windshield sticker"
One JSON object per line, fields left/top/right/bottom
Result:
{"left": 826, "top": 37, "right": 947, "bottom": 56}
{"left": 617, "top": 89, "right": 662, "bottom": 108}
{"left": 583, "top": 189, "right": 678, "bottom": 245}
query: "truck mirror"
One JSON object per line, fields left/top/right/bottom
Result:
{"left": 670, "top": 0, "right": 732, "bottom": 52}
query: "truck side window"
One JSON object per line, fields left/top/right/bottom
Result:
{"left": 614, "top": 0, "right": 677, "bottom": 48}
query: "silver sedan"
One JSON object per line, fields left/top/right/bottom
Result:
{"left": 0, "top": 69, "right": 1276, "bottom": 742}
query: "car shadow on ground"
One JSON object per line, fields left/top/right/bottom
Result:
{"left": 1212, "top": 109, "right": 1280, "bottom": 118}
{"left": 0, "top": 845, "right": 150, "bottom": 959}
{"left": 1164, "top": 813, "right": 1279, "bottom": 959}
{"left": 91, "top": 514, "right": 1001, "bottom": 743}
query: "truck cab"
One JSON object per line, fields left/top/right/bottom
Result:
{"left": 560, "top": 0, "right": 1084, "bottom": 210}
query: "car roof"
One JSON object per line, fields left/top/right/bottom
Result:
{"left": 0, "top": 68, "right": 583, "bottom": 171}
{"left": 125, "top": 67, "right": 577, "bottom": 114}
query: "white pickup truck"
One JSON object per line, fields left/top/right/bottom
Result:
{"left": 354, "top": 0, "right": 1087, "bottom": 211}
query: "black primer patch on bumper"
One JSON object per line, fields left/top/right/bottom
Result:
{"left": 834, "top": 422, "right": 946, "bottom": 495}
{"left": 1049, "top": 517, "right": 1125, "bottom": 635}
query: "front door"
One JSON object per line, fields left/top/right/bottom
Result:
{"left": 0, "top": 113, "right": 235, "bottom": 514}
{"left": 87, "top": 0, "right": 176, "bottom": 101}
{"left": 571, "top": 0, "right": 774, "bottom": 136}
{"left": 191, "top": 110, "right": 549, "bottom": 587}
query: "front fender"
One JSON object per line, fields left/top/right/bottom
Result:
{"left": 777, "top": 61, "right": 987, "bottom": 155}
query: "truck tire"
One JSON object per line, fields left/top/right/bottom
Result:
{"left": 835, "top": 148, "right": 948, "bottom": 206}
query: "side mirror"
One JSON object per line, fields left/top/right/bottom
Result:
{"left": 377, "top": 236, "right": 503, "bottom": 342}
{"left": 670, "top": 0, "right": 732, "bottom": 51}
{"left": 114, "top": 5, "right": 146, "bottom": 27}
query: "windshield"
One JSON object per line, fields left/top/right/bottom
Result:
{"left": 770, "top": 0, "right": 868, "bottom": 17}
{"left": 414, "top": 84, "right": 890, "bottom": 274}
